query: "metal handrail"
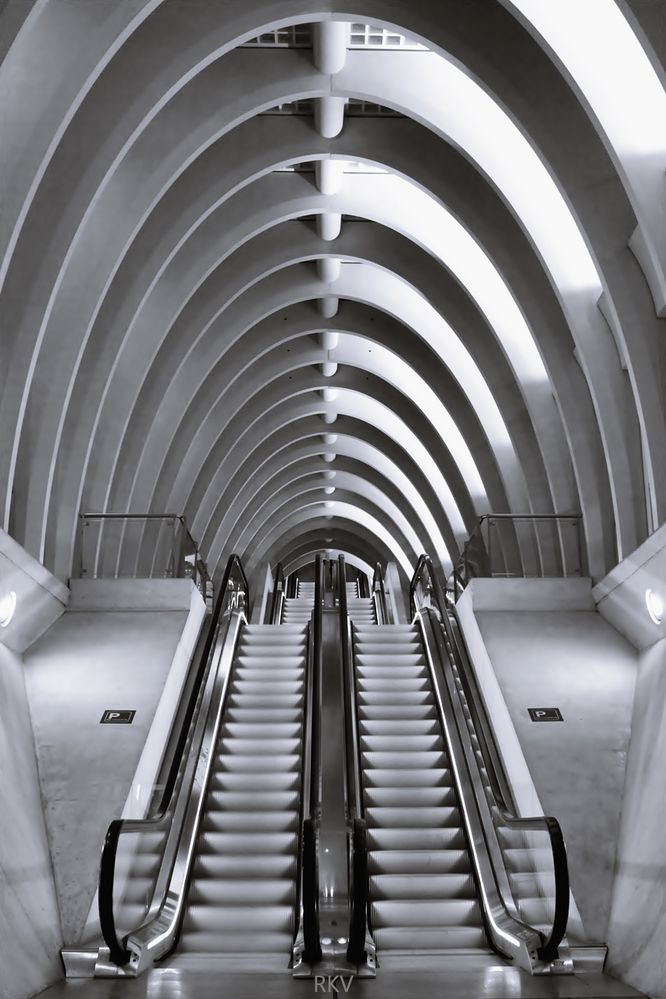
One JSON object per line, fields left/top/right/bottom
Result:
{"left": 447, "top": 514, "right": 583, "bottom": 595}
{"left": 78, "top": 512, "right": 209, "bottom": 593}
{"left": 270, "top": 562, "right": 285, "bottom": 623}
{"left": 410, "top": 555, "right": 570, "bottom": 965}
{"left": 98, "top": 554, "right": 248, "bottom": 966}
{"left": 338, "top": 555, "right": 372, "bottom": 966}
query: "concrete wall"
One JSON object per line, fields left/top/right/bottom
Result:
{"left": 23, "top": 579, "right": 205, "bottom": 945}
{"left": 457, "top": 579, "right": 638, "bottom": 945}
{"left": 0, "top": 528, "right": 68, "bottom": 999}
{"left": 0, "top": 644, "right": 63, "bottom": 999}
{"left": 596, "top": 524, "right": 666, "bottom": 998}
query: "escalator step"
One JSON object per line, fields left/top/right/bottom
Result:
{"left": 198, "top": 831, "right": 298, "bottom": 854}
{"left": 368, "top": 849, "right": 471, "bottom": 875}
{"left": 206, "top": 790, "right": 300, "bottom": 811}
{"left": 366, "top": 806, "right": 461, "bottom": 829}
{"left": 202, "top": 810, "right": 299, "bottom": 833}
{"left": 371, "top": 899, "right": 482, "bottom": 928}
{"left": 368, "top": 827, "right": 466, "bottom": 851}
{"left": 362, "top": 751, "right": 447, "bottom": 769}
{"left": 372, "top": 926, "right": 488, "bottom": 951}
{"left": 361, "top": 734, "right": 444, "bottom": 752}
{"left": 178, "top": 930, "right": 294, "bottom": 954}
{"left": 192, "top": 854, "right": 297, "bottom": 879}
{"left": 183, "top": 904, "right": 294, "bottom": 933}
{"left": 364, "top": 786, "right": 456, "bottom": 807}
{"left": 210, "top": 771, "right": 300, "bottom": 792}
{"left": 363, "top": 767, "right": 452, "bottom": 787}
{"left": 370, "top": 873, "right": 476, "bottom": 899}
{"left": 187, "top": 879, "right": 296, "bottom": 906}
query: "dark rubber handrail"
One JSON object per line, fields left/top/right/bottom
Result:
{"left": 299, "top": 555, "right": 322, "bottom": 965}
{"left": 338, "top": 555, "right": 370, "bottom": 964}
{"left": 98, "top": 554, "right": 248, "bottom": 965}
{"left": 410, "top": 554, "right": 570, "bottom": 962}
{"left": 270, "top": 562, "right": 285, "bottom": 623}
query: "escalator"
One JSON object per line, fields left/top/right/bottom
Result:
{"left": 343, "top": 559, "right": 573, "bottom": 976}
{"left": 353, "top": 621, "right": 487, "bottom": 953}
{"left": 178, "top": 622, "right": 307, "bottom": 959}
{"left": 64, "top": 555, "right": 319, "bottom": 978}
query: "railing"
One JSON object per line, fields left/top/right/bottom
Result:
{"left": 98, "top": 555, "right": 248, "bottom": 969}
{"left": 270, "top": 562, "right": 286, "bottom": 624}
{"left": 293, "top": 555, "right": 322, "bottom": 968}
{"left": 77, "top": 513, "right": 210, "bottom": 601}
{"left": 338, "top": 556, "right": 373, "bottom": 967}
{"left": 449, "top": 514, "right": 583, "bottom": 599}
{"left": 411, "top": 555, "right": 570, "bottom": 968}
{"left": 371, "top": 562, "right": 389, "bottom": 624}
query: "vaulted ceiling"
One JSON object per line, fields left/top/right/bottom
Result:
{"left": 1, "top": 1, "right": 665, "bottom": 589}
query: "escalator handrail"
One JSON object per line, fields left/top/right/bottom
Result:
{"left": 410, "top": 554, "right": 569, "bottom": 962}
{"left": 338, "top": 556, "right": 364, "bottom": 822}
{"left": 338, "top": 555, "right": 370, "bottom": 965}
{"left": 98, "top": 554, "right": 248, "bottom": 966}
{"left": 371, "top": 562, "right": 388, "bottom": 625}
{"left": 297, "top": 555, "right": 322, "bottom": 965}
{"left": 270, "top": 562, "right": 285, "bottom": 624}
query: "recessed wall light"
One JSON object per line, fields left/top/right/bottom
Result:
{"left": 0, "top": 591, "right": 17, "bottom": 628}
{"left": 645, "top": 588, "right": 663, "bottom": 625}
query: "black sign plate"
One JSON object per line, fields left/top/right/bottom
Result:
{"left": 100, "top": 709, "right": 136, "bottom": 725}
{"left": 528, "top": 707, "right": 563, "bottom": 722}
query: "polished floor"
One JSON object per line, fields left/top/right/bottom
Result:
{"left": 37, "top": 956, "right": 644, "bottom": 999}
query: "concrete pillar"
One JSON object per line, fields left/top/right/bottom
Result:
{"left": 313, "top": 21, "right": 349, "bottom": 75}
{"left": 318, "top": 331, "right": 339, "bottom": 351}
{"left": 318, "top": 295, "right": 339, "bottom": 318}
{"left": 316, "top": 213, "right": 342, "bottom": 241}
{"left": 315, "top": 96, "right": 346, "bottom": 138}
{"left": 316, "top": 257, "right": 341, "bottom": 283}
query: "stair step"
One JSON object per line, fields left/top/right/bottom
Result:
{"left": 226, "top": 708, "right": 302, "bottom": 723}
{"left": 206, "top": 790, "right": 299, "bottom": 811}
{"left": 178, "top": 930, "right": 293, "bottom": 954}
{"left": 218, "top": 738, "right": 301, "bottom": 755}
{"left": 368, "top": 827, "right": 465, "bottom": 851}
{"left": 202, "top": 811, "right": 298, "bottom": 833}
{"left": 364, "top": 786, "right": 456, "bottom": 807}
{"left": 193, "top": 854, "right": 297, "bottom": 879}
{"left": 187, "top": 879, "right": 296, "bottom": 906}
{"left": 361, "top": 720, "right": 438, "bottom": 735}
{"left": 210, "top": 772, "right": 300, "bottom": 792}
{"left": 358, "top": 691, "right": 432, "bottom": 706}
{"left": 228, "top": 694, "right": 303, "bottom": 709}
{"left": 370, "top": 873, "right": 476, "bottom": 899}
{"left": 364, "top": 768, "right": 452, "bottom": 788}
{"left": 359, "top": 705, "right": 437, "bottom": 720}
{"left": 198, "top": 831, "right": 298, "bottom": 854}
{"left": 371, "top": 899, "right": 482, "bottom": 928}
{"left": 362, "top": 751, "right": 447, "bottom": 769}
{"left": 183, "top": 904, "right": 294, "bottom": 933}
{"left": 368, "top": 850, "right": 471, "bottom": 875}
{"left": 222, "top": 723, "right": 302, "bottom": 739}
{"left": 219, "top": 754, "right": 300, "bottom": 772}
{"left": 373, "top": 926, "right": 487, "bottom": 951}
{"left": 361, "top": 735, "right": 444, "bottom": 752}
{"left": 366, "top": 806, "right": 460, "bottom": 829}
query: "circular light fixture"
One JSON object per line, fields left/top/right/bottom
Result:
{"left": 645, "top": 588, "right": 663, "bottom": 625}
{"left": 0, "top": 590, "right": 17, "bottom": 628}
